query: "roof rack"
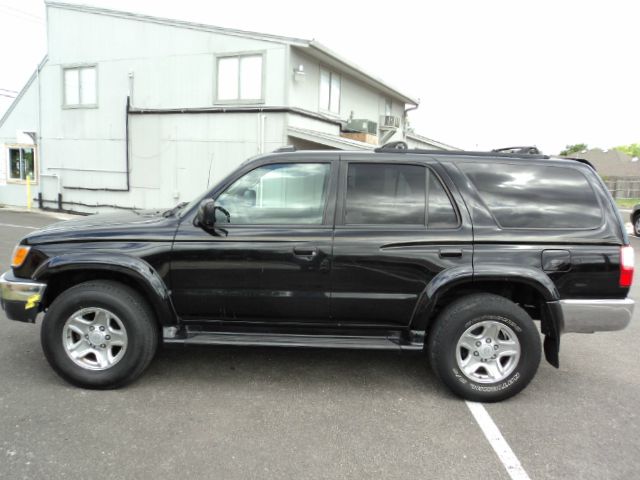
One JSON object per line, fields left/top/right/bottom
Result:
{"left": 273, "top": 145, "right": 296, "bottom": 153}
{"left": 374, "top": 142, "right": 550, "bottom": 159}
{"left": 492, "top": 146, "right": 541, "bottom": 155}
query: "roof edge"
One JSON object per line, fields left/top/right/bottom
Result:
{"left": 45, "top": 1, "right": 310, "bottom": 45}
{"left": 0, "top": 56, "right": 48, "bottom": 131}
{"left": 406, "top": 131, "right": 460, "bottom": 151}
{"left": 306, "top": 41, "right": 420, "bottom": 106}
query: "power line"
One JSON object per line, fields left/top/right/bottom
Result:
{"left": 0, "top": 5, "right": 45, "bottom": 24}
{"left": 0, "top": 88, "right": 19, "bottom": 94}
{"left": 0, "top": 93, "right": 17, "bottom": 98}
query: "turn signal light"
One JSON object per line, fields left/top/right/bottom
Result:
{"left": 11, "top": 245, "right": 30, "bottom": 268}
{"left": 620, "top": 245, "right": 634, "bottom": 288}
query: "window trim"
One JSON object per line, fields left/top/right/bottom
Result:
{"left": 6, "top": 144, "right": 38, "bottom": 185}
{"left": 213, "top": 51, "right": 266, "bottom": 105}
{"left": 211, "top": 160, "right": 337, "bottom": 227}
{"left": 318, "top": 66, "right": 341, "bottom": 115}
{"left": 336, "top": 160, "right": 461, "bottom": 230}
{"left": 61, "top": 63, "right": 98, "bottom": 109}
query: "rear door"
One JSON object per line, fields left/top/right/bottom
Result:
{"left": 331, "top": 155, "right": 473, "bottom": 327}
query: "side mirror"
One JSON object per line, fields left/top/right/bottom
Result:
{"left": 196, "top": 199, "right": 217, "bottom": 229}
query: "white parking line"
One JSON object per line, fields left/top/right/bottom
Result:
{"left": 0, "top": 223, "right": 38, "bottom": 230}
{"left": 466, "top": 401, "right": 531, "bottom": 480}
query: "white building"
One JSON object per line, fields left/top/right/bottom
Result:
{"left": 0, "top": 1, "right": 455, "bottom": 212}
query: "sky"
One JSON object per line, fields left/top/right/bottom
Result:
{"left": 0, "top": 0, "right": 638, "bottom": 154}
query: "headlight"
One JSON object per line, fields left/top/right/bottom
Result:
{"left": 11, "top": 245, "right": 31, "bottom": 268}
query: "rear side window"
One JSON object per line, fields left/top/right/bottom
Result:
{"left": 345, "top": 163, "right": 458, "bottom": 227}
{"left": 459, "top": 162, "right": 602, "bottom": 229}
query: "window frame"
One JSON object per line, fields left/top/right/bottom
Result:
{"left": 335, "top": 160, "right": 461, "bottom": 230}
{"left": 61, "top": 64, "right": 98, "bottom": 109}
{"left": 213, "top": 51, "right": 266, "bottom": 105}
{"left": 207, "top": 158, "right": 339, "bottom": 228}
{"left": 318, "top": 67, "right": 341, "bottom": 115}
{"left": 6, "top": 144, "right": 38, "bottom": 185}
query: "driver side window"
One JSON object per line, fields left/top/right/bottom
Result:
{"left": 215, "top": 163, "right": 330, "bottom": 225}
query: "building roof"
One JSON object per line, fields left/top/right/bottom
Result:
{"left": 46, "top": 2, "right": 419, "bottom": 105}
{"left": 564, "top": 148, "right": 640, "bottom": 178}
{"left": 0, "top": 56, "right": 48, "bottom": 130}
{"left": 287, "top": 126, "right": 374, "bottom": 151}
{"left": 406, "top": 132, "right": 459, "bottom": 151}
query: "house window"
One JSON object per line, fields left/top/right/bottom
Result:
{"left": 384, "top": 98, "right": 393, "bottom": 116}
{"left": 319, "top": 68, "right": 340, "bottom": 114}
{"left": 216, "top": 54, "right": 263, "bottom": 102}
{"left": 8, "top": 146, "right": 36, "bottom": 182}
{"left": 63, "top": 66, "right": 97, "bottom": 107}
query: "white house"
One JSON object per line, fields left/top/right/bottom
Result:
{"left": 0, "top": 1, "right": 455, "bottom": 213}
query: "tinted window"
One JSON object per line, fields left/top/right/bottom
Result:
{"left": 428, "top": 172, "right": 458, "bottom": 228}
{"left": 346, "top": 164, "right": 426, "bottom": 225}
{"left": 216, "top": 163, "right": 330, "bottom": 225}
{"left": 460, "top": 162, "right": 602, "bottom": 229}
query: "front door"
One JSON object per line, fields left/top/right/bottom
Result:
{"left": 171, "top": 157, "right": 337, "bottom": 325}
{"left": 331, "top": 156, "right": 473, "bottom": 327}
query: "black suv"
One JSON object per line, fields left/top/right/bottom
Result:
{"left": 0, "top": 145, "right": 634, "bottom": 402}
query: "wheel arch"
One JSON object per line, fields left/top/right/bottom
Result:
{"left": 34, "top": 253, "right": 178, "bottom": 327}
{"left": 412, "top": 265, "right": 562, "bottom": 367}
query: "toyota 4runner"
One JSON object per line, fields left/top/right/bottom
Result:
{"left": 0, "top": 143, "right": 634, "bottom": 402}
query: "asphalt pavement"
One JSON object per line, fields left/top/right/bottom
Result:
{"left": 0, "top": 208, "right": 638, "bottom": 479}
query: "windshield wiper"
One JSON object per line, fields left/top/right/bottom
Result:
{"left": 162, "top": 202, "right": 188, "bottom": 218}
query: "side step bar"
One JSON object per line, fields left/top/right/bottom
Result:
{"left": 164, "top": 331, "right": 424, "bottom": 351}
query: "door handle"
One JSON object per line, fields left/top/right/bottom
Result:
{"left": 439, "top": 248, "right": 463, "bottom": 258}
{"left": 293, "top": 246, "right": 318, "bottom": 257}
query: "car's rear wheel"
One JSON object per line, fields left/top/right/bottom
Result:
{"left": 428, "top": 293, "right": 541, "bottom": 402}
{"left": 633, "top": 214, "right": 640, "bottom": 237}
{"left": 41, "top": 280, "right": 158, "bottom": 389}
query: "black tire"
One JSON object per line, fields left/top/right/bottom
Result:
{"left": 41, "top": 280, "right": 158, "bottom": 389}
{"left": 428, "top": 293, "right": 541, "bottom": 402}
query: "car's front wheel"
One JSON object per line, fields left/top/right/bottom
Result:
{"left": 428, "top": 293, "right": 541, "bottom": 402}
{"left": 41, "top": 280, "right": 158, "bottom": 389}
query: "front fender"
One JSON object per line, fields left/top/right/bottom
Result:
{"left": 33, "top": 252, "right": 177, "bottom": 326}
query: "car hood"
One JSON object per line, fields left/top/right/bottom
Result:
{"left": 22, "top": 210, "right": 180, "bottom": 245}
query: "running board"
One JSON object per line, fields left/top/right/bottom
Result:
{"left": 163, "top": 331, "right": 423, "bottom": 351}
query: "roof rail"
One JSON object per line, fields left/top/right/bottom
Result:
{"left": 374, "top": 141, "right": 408, "bottom": 153}
{"left": 492, "top": 146, "right": 541, "bottom": 155}
{"left": 273, "top": 145, "right": 296, "bottom": 153}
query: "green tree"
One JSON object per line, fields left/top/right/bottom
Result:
{"left": 614, "top": 143, "right": 640, "bottom": 158}
{"left": 559, "top": 143, "right": 588, "bottom": 156}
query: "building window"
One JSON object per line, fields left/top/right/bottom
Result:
{"left": 384, "top": 98, "right": 393, "bottom": 116}
{"left": 7, "top": 146, "right": 36, "bottom": 182}
{"left": 216, "top": 54, "right": 263, "bottom": 102}
{"left": 63, "top": 66, "right": 97, "bottom": 107}
{"left": 319, "top": 68, "right": 340, "bottom": 114}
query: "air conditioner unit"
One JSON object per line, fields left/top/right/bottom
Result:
{"left": 345, "top": 119, "right": 378, "bottom": 136}
{"left": 380, "top": 115, "right": 400, "bottom": 129}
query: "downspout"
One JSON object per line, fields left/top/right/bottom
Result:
{"left": 62, "top": 96, "right": 131, "bottom": 192}
{"left": 403, "top": 103, "right": 419, "bottom": 140}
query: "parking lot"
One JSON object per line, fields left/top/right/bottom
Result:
{"left": 1, "top": 208, "right": 639, "bottom": 480}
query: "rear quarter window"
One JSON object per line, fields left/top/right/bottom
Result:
{"left": 459, "top": 162, "right": 603, "bottom": 229}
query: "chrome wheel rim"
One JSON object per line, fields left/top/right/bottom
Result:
{"left": 62, "top": 307, "right": 128, "bottom": 371}
{"left": 455, "top": 320, "right": 520, "bottom": 384}
{"left": 635, "top": 217, "right": 640, "bottom": 235}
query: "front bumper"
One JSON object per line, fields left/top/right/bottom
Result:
{"left": 0, "top": 271, "right": 47, "bottom": 323}
{"left": 556, "top": 298, "right": 634, "bottom": 334}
